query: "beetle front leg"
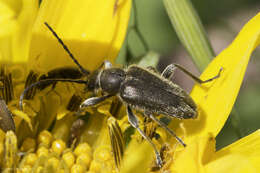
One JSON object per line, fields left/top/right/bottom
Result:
{"left": 126, "top": 106, "right": 163, "bottom": 167}
{"left": 145, "top": 113, "right": 186, "bottom": 147}
{"left": 162, "top": 63, "right": 222, "bottom": 83}
{"left": 80, "top": 95, "right": 112, "bottom": 108}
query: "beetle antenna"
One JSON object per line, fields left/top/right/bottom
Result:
{"left": 19, "top": 78, "right": 87, "bottom": 110}
{"left": 44, "top": 22, "right": 90, "bottom": 75}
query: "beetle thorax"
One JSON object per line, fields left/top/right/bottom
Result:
{"left": 99, "top": 68, "right": 126, "bottom": 95}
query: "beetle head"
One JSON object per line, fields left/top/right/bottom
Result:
{"left": 99, "top": 68, "right": 126, "bottom": 95}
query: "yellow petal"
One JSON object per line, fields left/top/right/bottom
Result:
{"left": 12, "top": 0, "right": 38, "bottom": 62}
{"left": 171, "top": 134, "right": 215, "bottom": 173}
{"left": 79, "top": 111, "right": 109, "bottom": 147}
{"left": 0, "top": 0, "right": 22, "bottom": 14}
{"left": 0, "top": 1, "right": 16, "bottom": 36}
{"left": 0, "top": 1, "right": 17, "bottom": 62}
{"left": 29, "top": 0, "right": 131, "bottom": 72}
{"left": 205, "top": 154, "right": 257, "bottom": 173}
{"left": 180, "top": 13, "right": 260, "bottom": 139}
{"left": 12, "top": 109, "right": 33, "bottom": 131}
{"left": 120, "top": 140, "right": 153, "bottom": 173}
{"left": 0, "top": 0, "right": 37, "bottom": 63}
{"left": 52, "top": 113, "right": 77, "bottom": 142}
{"left": 215, "top": 130, "right": 260, "bottom": 170}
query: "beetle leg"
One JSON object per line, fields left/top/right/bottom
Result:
{"left": 163, "top": 64, "right": 222, "bottom": 83}
{"left": 161, "top": 64, "right": 176, "bottom": 79}
{"left": 126, "top": 106, "right": 163, "bottom": 167}
{"left": 146, "top": 113, "right": 186, "bottom": 147}
{"left": 147, "top": 66, "right": 159, "bottom": 74}
{"left": 80, "top": 95, "right": 112, "bottom": 108}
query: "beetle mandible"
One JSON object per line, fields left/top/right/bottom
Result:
{"left": 20, "top": 22, "right": 222, "bottom": 167}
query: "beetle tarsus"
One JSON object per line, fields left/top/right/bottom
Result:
{"left": 161, "top": 63, "right": 222, "bottom": 84}
{"left": 127, "top": 106, "right": 163, "bottom": 167}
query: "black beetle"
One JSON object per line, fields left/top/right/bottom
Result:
{"left": 79, "top": 61, "right": 221, "bottom": 166}
{"left": 20, "top": 22, "right": 222, "bottom": 167}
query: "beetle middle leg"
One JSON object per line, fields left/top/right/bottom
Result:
{"left": 127, "top": 106, "right": 163, "bottom": 167}
{"left": 145, "top": 112, "right": 186, "bottom": 147}
{"left": 162, "top": 63, "right": 222, "bottom": 83}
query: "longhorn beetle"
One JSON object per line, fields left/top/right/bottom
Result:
{"left": 20, "top": 22, "right": 222, "bottom": 167}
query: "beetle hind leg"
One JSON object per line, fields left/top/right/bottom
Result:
{"left": 161, "top": 64, "right": 176, "bottom": 79}
{"left": 146, "top": 113, "right": 186, "bottom": 147}
{"left": 126, "top": 106, "right": 163, "bottom": 167}
{"left": 162, "top": 63, "right": 222, "bottom": 83}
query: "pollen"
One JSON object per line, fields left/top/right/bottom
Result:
{"left": 23, "top": 153, "right": 37, "bottom": 166}
{"left": 94, "top": 146, "right": 112, "bottom": 161}
{"left": 62, "top": 151, "right": 75, "bottom": 168}
{"left": 76, "top": 153, "right": 92, "bottom": 169}
{"left": 36, "top": 146, "right": 49, "bottom": 157}
{"left": 20, "top": 165, "right": 32, "bottom": 173}
{"left": 38, "top": 130, "right": 53, "bottom": 147}
{"left": 51, "top": 139, "right": 66, "bottom": 156}
{"left": 71, "top": 163, "right": 85, "bottom": 173}
{"left": 47, "top": 157, "right": 60, "bottom": 169}
{"left": 35, "top": 166, "right": 44, "bottom": 173}
{"left": 74, "top": 142, "right": 92, "bottom": 156}
{"left": 89, "top": 160, "right": 102, "bottom": 172}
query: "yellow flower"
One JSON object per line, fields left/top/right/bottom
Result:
{"left": 120, "top": 13, "right": 260, "bottom": 173}
{"left": 29, "top": 0, "right": 131, "bottom": 72}
{"left": 0, "top": 0, "right": 131, "bottom": 172}
{"left": 169, "top": 12, "right": 260, "bottom": 173}
{"left": 0, "top": 0, "right": 38, "bottom": 63}
{"left": 1, "top": 0, "right": 260, "bottom": 172}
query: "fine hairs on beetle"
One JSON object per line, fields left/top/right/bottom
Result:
{"left": 20, "top": 22, "right": 222, "bottom": 167}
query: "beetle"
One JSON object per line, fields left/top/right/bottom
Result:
{"left": 20, "top": 22, "right": 222, "bottom": 167}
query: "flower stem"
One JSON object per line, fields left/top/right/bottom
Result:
{"left": 163, "top": 0, "right": 214, "bottom": 71}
